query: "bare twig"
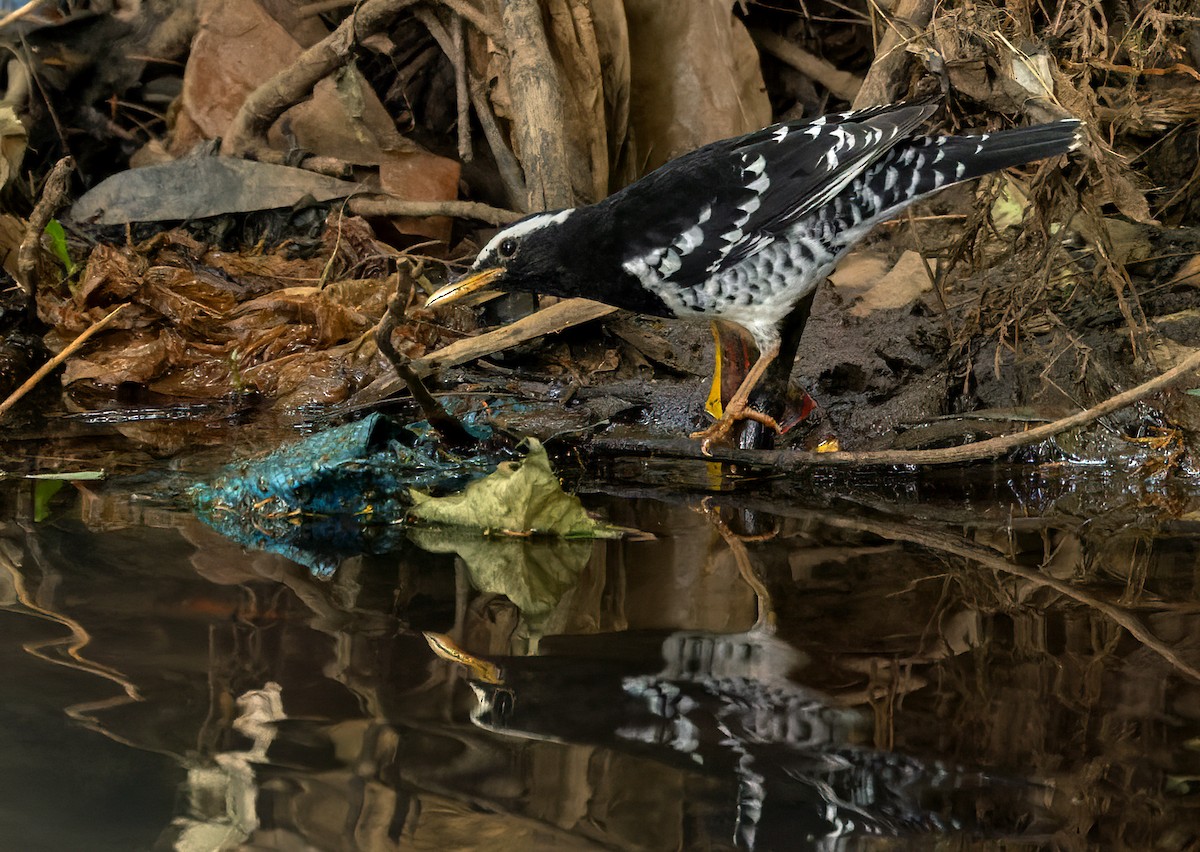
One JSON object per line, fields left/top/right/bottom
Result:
{"left": 469, "top": 82, "right": 527, "bottom": 208}
{"left": 222, "top": 0, "right": 420, "bottom": 160}
{"left": 348, "top": 196, "right": 521, "bottom": 225}
{"left": 452, "top": 14, "right": 471, "bottom": 162}
{"left": 589, "top": 347, "right": 1200, "bottom": 468}
{"left": 414, "top": 6, "right": 525, "bottom": 205}
{"left": 438, "top": 0, "right": 505, "bottom": 46}
{"left": 351, "top": 298, "right": 616, "bottom": 405}
{"left": 751, "top": 29, "right": 863, "bottom": 102}
{"left": 410, "top": 6, "right": 472, "bottom": 162}
{"left": 0, "top": 0, "right": 46, "bottom": 29}
{"left": 853, "top": 0, "right": 936, "bottom": 108}
{"left": 414, "top": 298, "right": 616, "bottom": 376}
{"left": 375, "top": 269, "right": 476, "bottom": 447}
{"left": 0, "top": 305, "right": 127, "bottom": 420}
{"left": 16, "top": 155, "right": 73, "bottom": 297}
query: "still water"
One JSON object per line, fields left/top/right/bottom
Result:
{"left": 1, "top": 447, "right": 1199, "bottom": 850}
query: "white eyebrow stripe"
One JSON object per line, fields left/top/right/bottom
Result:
{"left": 481, "top": 209, "right": 575, "bottom": 255}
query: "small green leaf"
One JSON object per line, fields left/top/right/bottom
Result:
{"left": 26, "top": 470, "right": 106, "bottom": 481}
{"left": 1186, "top": 388, "right": 1200, "bottom": 397}
{"left": 44, "top": 219, "right": 78, "bottom": 276}
{"left": 33, "top": 479, "right": 65, "bottom": 522}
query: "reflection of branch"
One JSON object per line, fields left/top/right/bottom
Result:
{"left": 590, "top": 346, "right": 1200, "bottom": 469}
{"left": 0, "top": 549, "right": 145, "bottom": 747}
{"left": 696, "top": 499, "right": 776, "bottom": 632}
{"left": 810, "top": 511, "right": 1200, "bottom": 683}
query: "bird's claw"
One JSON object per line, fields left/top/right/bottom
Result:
{"left": 692, "top": 406, "right": 782, "bottom": 454}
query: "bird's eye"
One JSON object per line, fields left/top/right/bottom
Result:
{"left": 498, "top": 237, "right": 518, "bottom": 258}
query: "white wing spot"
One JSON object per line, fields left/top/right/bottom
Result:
{"left": 738, "top": 196, "right": 761, "bottom": 216}
{"left": 955, "top": 162, "right": 966, "bottom": 178}
{"left": 772, "top": 126, "right": 789, "bottom": 143}
{"left": 974, "top": 143, "right": 983, "bottom": 154}
{"left": 673, "top": 224, "right": 704, "bottom": 255}
{"left": 747, "top": 173, "right": 770, "bottom": 194}
{"left": 884, "top": 167, "right": 899, "bottom": 191}
{"left": 659, "top": 249, "right": 682, "bottom": 277}
{"left": 745, "top": 154, "right": 766, "bottom": 175}
{"left": 698, "top": 204, "right": 712, "bottom": 224}
{"left": 804, "top": 125, "right": 823, "bottom": 139}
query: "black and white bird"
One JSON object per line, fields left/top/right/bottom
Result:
{"left": 425, "top": 99, "right": 1082, "bottom": 450}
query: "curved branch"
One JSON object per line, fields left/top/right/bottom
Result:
{"left": 589, "top": 347, "right": 1200, "bottom": 469}
{"left": 221, "top": 0, "right": 420, "bottom": 160}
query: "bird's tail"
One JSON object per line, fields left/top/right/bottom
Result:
{"left": 854, "top": 118, "right": 1082, "bottom": 220}
{"left": 926, "top": 119, "right": 1083, "bottom": 186}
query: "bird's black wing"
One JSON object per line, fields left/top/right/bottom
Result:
{"left": 606, "top": 100, "right": 938, "bottom": 286}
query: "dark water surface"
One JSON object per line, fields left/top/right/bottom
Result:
{"left": 2, "top": 440, "right": 1199, "bottom": 851}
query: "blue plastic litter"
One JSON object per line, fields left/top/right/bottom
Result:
{"left": 191, "top": 413, "right": 501, "bottom": 577}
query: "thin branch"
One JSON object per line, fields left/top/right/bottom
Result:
{"left": 0, "top": 305, "right": 127, "bottom": 420}
{"left": 350, "top": 298, "right": 616, "bottom": 406}
{"left": 751, "top": 29, "right": 863, "bottom": 102}
{"left": 853, "top": 0, "right": 936, "bottom": 108}
{"left": 348, "top": 196, "right": 521, "bottom": 224}
{"left": 221, "top": 0, "right": 420, "bottom": 160}
{"left": 469, "top": 82, "right": 527, "bottom": 209}
{"left": 375, "top": 269, "right": 476, "bottom": 447}
{"left": 438, "top": 0, "right": 505, "bottom": 46}
{"left": 413, "top": 5, "right": 525, "bottom": 206}
{"left": 589, "top": 346, "right": 1200, "bottom": 469}
{"left": 452, "top": 14, "right": 471, "bottom": 162}
{"left": 16, "top": 155, "right": 73, "bottom": 297}
{"left": 0, "top": 0, "right": 46, "bottom": 30}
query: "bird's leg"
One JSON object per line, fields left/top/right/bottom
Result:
{"left": 738, "top": 291, "right": 816, "bottom": 450}
{"left": 691, "top": 340, "right": 780, "bottom": 454}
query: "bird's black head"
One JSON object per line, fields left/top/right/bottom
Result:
{"left": 424, "top": 209, "right": 580, "bottom": 308}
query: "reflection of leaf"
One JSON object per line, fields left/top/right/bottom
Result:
{"left": 407, "top": 527, "right": 592, "bottom": 618}
{"left": 33, "top": 480, "right": 65, "bottom": 522}
{"left": 408, "top": 438, "right": 621, "bottom": 539}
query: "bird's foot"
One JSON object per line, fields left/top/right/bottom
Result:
{"left": 692, "top": 405, "right": 781, "bottom": 455}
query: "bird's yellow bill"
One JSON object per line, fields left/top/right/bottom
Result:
{"left": 424, "top": 267, "right": 503, "bottom": 308}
